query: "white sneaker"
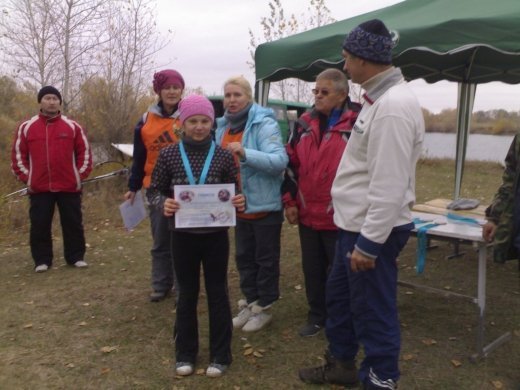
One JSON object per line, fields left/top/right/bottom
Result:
{"left": 35, "top": 264, "right": 49, "bottom": 273}
{"left": 74, "top": 260, "right": 88, "bottom": 268}
{"left": 232, "top": 299, "right": 254, "bottom": 329}
{"left": 241, "top": 304, "right": 272, "bottom": 332}
{"left": 206, "top": 363, "right": 228, "bottom": 378}
{"left": 175, "top": 362, "right": 194, "bottom": 376}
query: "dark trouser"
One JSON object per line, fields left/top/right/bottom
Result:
{"left": 235, "top": 219, "right": 282, "bottom": 308}
{"left": 29, "top": 192, "right": 86, "bottom": 267}
{"left": 325, "top": 228, "right": 410, "bottom": 387}
{"left": 171, "top": 230, "right": 232, "bottom": 365}
{"left": 148, "top": 203, "right": 175, "bottom": 293}
{"left": 298, "top": 223, "right": 337, "bottom": 326}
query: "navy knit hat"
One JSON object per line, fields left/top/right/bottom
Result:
{"left": 342, "top": 19, "right": 394, "bottom": 65}
{"left": 37, "top": 86, "right": 62, "bottom": 104}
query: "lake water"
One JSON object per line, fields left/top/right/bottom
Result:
{"left": 422, "top": 133, "right": 514, "bottom": 164}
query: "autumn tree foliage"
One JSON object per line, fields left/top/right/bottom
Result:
{"left": 0, "top": 0, "right": 168, "bottom": 152}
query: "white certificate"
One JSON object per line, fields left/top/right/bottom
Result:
{"left": 174, "top": 184, "right": 236, "bottom": 228}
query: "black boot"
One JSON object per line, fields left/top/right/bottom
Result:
{"left": 298, "top": 350, "right": 358, "bottom": 387}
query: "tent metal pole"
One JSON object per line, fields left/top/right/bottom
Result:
{"left": 255, "top": 80, "right": 270, "bottom": 106}
{"left": 454, "top": 82, "right": 476, "bottom": 199}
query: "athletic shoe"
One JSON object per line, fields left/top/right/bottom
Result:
{"left": 206, "top": 363, "right": 228, "bottom": 378}
{"left": 175, "top": 362, "right": 194, "bottom": 376}
{"left": 74, "top": 260, "right": 88, "bottom": 268}
{"left": 149, "top": 290, "right": 169, "bottom": 302}
{"left": 232, "top": 299, "right": 253, "bottom": 329}
{"left": 299, "top": 350, "right": 358, "bottom": 387}
{"left": 241, "top": 304, "right": 272, "bottom": 332}
{"left": 298, "top": 323, "right": 322, "bottom": 337}
{"left": 35, "top": 264, "right": 49, "bottom": 273}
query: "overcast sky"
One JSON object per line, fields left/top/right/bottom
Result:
{"left": 155, "top": 0, "right": 520, "bottom": 113}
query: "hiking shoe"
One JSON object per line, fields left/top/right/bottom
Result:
{"left": 241, "top": 304, "right": 272, "bottom": 332}
{"left": 232, "top": 299, "right": 253, "bottom": 329}
{"left": 206, "top": 363, "right": 228, "bottom": 378}
{"left": 299, "top": 350, "right": 358, "bottom": 387}
{"left": 175, "top": 362, "right": 194, "bottom": 376}
{"left": 149, "top": 290, "right": 169, "bottom": 302}
{"left": 299, "top": 323, "right": 322, "bottom": 337}
{"left": 74, "top": 260, "right": 88, "bottom": 268}
{"left": 35, "top": 264, "right": 49, "bottom": 273}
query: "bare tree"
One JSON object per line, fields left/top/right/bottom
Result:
{"left": 248, "top": 0, "right": 336, "bottom": 104}
{"left": 75, "top": 0, "right": 170, "bottom": 148}
{"left": 50, "top": 0, "right": 107, "bottom": 111}
{"left": 0, "top": 0, "right": 60, "bottom": 87}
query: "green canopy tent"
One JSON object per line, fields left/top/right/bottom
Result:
{"left": 254, "top": 0, "right": 520, "bottom": 198}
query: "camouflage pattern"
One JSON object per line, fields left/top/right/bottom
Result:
{"left": 485, "top": 134, "right": 520, "bottom": 263}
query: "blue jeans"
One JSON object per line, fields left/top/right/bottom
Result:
{"left": 148, "top": 203, "right": 175, "bottom": 293}
{"left": 325, "top": 228, "right": 411, "bottom": 386}
{"left": 235, "top": 219, "right": 282, "bottom": 308}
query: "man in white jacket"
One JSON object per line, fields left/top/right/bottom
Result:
{"left": 299, "top": 19, "right": 424, "bottom": 390}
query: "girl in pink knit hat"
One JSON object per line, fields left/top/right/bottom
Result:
{"left": 147, "top": 94, "right": 245, "bottom": 378}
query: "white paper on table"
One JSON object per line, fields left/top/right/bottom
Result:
{"left": 174, "top": 184, "right": 236, "bottom": 228}
{"left": 119, "top": 190, "right": 148, "bottom": 231}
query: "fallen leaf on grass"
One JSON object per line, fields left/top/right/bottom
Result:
{"left": 421, "top": 338, "right": 437, "bottom": 346}
{"left": 443, "top": 285, "right": 451, "bottom": 290}
{"left": 258, "top": 348, "right": 266, "bottom": 353}
{"left": 196, "top": 368, "right": 205, "bottom": 375}
{"left": 23, "top": 323, "right": 33, "bottom": 329}
{"left": 100, "top": 367, "right": 111, "bottom": 374}
{"left": 402, "top": 354, "right": 415, "bottom": 361}
{"left": 243, "top": 343, "right": 252, "bottom": 349}
{"left": 100, "top": 346, "right": 118, "bottom": 353}
{"left": 78, "top": 321, "right": 87, "bottom": 326}
{"left": 25, "top": 301, "right": 34, "bottom": 305}
{"left": 491, "top": 380, "right": 504, "bottom": 389}
{"left": 65, "top": 363, "right": 75, "bottom": 368}
{"left": 451, "top": 359, "right": 462, "bottom": 367}
{"left": 448, "top": 337, "right": 458, "bottom": 341}
{"left": 405, "top": 291, "right": 414, "bottom": 295}
{"left": 82, "top": 302, "right": 90, "bottom": 307}
{"left": 253, "top": 351, "right": 263, "bottom": 358}
{"left": 294, "top": 284, "right": 302, "bottom": 290}
{"left": 243, "top": 348, "right": 254, "bottom": 356}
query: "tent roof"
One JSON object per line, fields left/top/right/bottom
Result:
{"left": 255, "top": 0, "right": 520, "bottom": 84}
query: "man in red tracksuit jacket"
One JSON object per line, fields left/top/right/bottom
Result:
{"left": 282, "top": 69, "right": 360, "bottom": 337}
{"left": 11, "top": 86, "right": 92, "bottom": 273}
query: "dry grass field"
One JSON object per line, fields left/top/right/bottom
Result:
{"left": 0, "top": 159, "right": 519, "bottom": 389}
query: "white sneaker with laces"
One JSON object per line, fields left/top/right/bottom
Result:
{"left": 241, "top": 304, "right": 272, "bottom": 332}
{"left": 74, "top": 260, "right": 88, "bottom": 268}
{"left": 232, "top": 299, "right": 254, "bottom": 329}
{"left": 35, "top": 264, "right": 49, "bottom": 273}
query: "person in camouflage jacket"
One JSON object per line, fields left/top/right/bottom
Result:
{"left": 483, "top": 134, "right": 520, "bottom": 265}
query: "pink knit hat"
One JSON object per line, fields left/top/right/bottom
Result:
{"left": 179, "top": 95, "right": 215, "bottom": 124}
{"left": 152, "top": 69, "right": 185, "bottom": 93}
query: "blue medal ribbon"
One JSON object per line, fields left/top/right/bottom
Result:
{"left": 179, "top": 141, "right": 215, "bottom": 185}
